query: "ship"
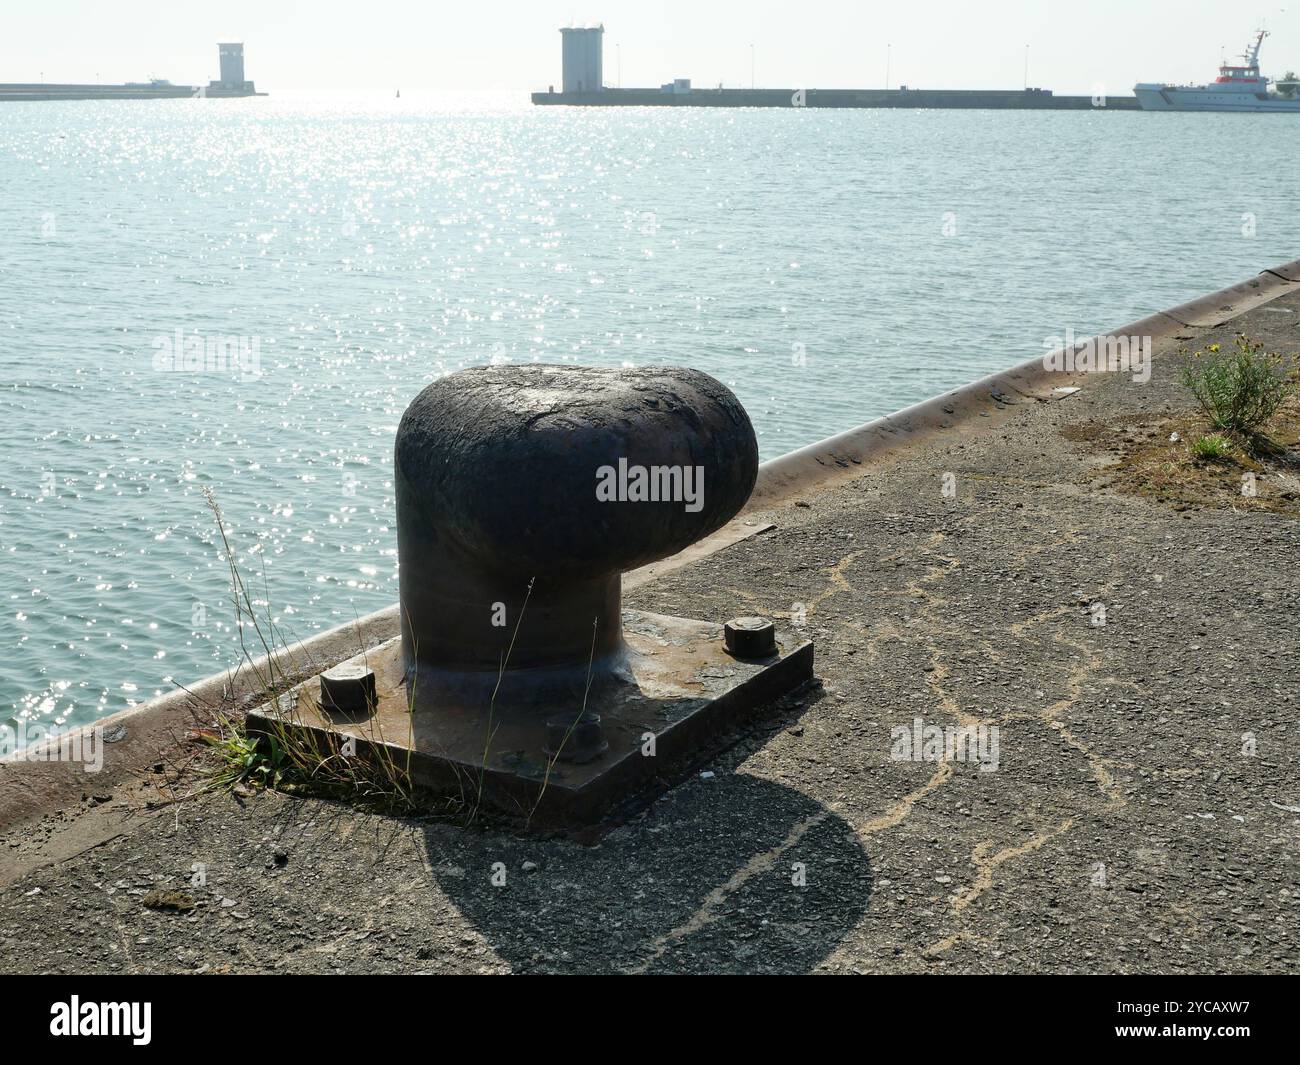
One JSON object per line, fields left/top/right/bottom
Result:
{"left": 1135, "top": 30, "right": 1300, "bottom": 111}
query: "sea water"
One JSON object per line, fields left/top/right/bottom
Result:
{"left": 1, "top": 91, "right": 1296, "bottom": 738}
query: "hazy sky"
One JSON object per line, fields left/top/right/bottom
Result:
{"left": 2, "top": 1, "right": 1295, "bottom": 94}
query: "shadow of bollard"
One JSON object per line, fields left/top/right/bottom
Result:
{"left": 420, "top": 773, "right": 871, "bottom": 974}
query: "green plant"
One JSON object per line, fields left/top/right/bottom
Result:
{"left": 198, "top": 709, "right": 426, "bottom": 811}
{"left": 202, "top": 724, "right": 289, "bottom": 790}
{"left": 1179, "top": 334, "right": 1297, "bottom": 437}
{"left": 1189, "top": 433, "right": 1234, "bottom": 461}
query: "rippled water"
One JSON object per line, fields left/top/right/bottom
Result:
{"left": 1, "top": 91, "right": 1296, "bottom": 738}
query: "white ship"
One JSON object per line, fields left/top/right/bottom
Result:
{"left": 1135, "top": 30, "right": 1300, "bottom": 111}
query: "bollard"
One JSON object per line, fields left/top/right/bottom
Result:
{"left": 394, "top": 364, "right": 758, "bottom": 684}
{"left": 251, "top": 362, "right": 813, "bottom": 827}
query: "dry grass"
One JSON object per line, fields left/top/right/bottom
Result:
{"left": 193, "top": 488, "right": 444, "bottom": 817}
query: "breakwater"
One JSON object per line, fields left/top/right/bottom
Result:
{"left": 1, "top": 42, "right": 263, "bottom": 102}
{"left": 532, "top": 87, "right": 1140, "bottom": 110}
{"left": 0, "top": 83, "right": 263, "bottom": 102}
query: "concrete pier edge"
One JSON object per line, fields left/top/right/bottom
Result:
{"left": 2, "top": 256, "right": 1297, "bottom": 836}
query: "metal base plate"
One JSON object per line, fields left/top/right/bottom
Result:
{"left": 247, "top": 610, "right": 814, "bottom": 828}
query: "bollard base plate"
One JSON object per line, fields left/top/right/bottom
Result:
{"left": 247, "top": 610, "right": 813, "bottom": 830}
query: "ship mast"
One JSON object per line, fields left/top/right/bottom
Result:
{"left": 1245, "top": 29, "right": 1268, "bottom": 70}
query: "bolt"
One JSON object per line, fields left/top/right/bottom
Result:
{"left": 319, "top": 664, "right": 377, "bottom": 715}
{"left": 724, "top": 616, "right": 777, "bottom": 658}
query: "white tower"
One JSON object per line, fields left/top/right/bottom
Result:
{"left": 218, "top": 43, "right": 246, "bottom": 87}
{"left": 560, "top": 26, "right": 604, "bottom": 94}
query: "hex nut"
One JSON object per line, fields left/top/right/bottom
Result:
{"left": 319, "top": 664, "right": 377, "bottom": 715}
{"left": 724, "top": 617, "right": 777, "bottom": 658}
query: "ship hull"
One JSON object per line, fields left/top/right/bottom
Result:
{"left": 1135, "top": 83, "right": 1300, "bottom": 111}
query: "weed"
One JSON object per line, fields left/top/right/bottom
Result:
{"left": 1190, "top": 433, "right": 1234, "bottom": 462}
{"left": 197, "top": 489, "right": 427, "bottom": 815}
{"left": 1179, "top": 334, "right": 1297, "bottom": 438}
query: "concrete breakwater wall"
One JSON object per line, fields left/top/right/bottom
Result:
{"left": 532, "top": 87, "right": 1140, "bottom": 110}
{"left": 0, "top": 85, "right": 263, "bottom": 101}
{"left": 2, "top": 257, "right": 1297, "bottom": 834}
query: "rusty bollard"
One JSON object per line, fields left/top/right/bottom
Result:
{"left": 394, "top": 365, "right": 759, "bottom": 697}
{"left": 247, "top": 362, "right": 811, "bottom": 825}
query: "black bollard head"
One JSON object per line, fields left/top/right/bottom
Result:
{"left": 396, "top": 364, "right": 756, "bottom": 579}
{"left": 395, "top": 364, "right": 758, "bottom": 673}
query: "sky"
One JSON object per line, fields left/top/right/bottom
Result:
{"left": 1, "top": 0, "right": 1296, "bottom": 94}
